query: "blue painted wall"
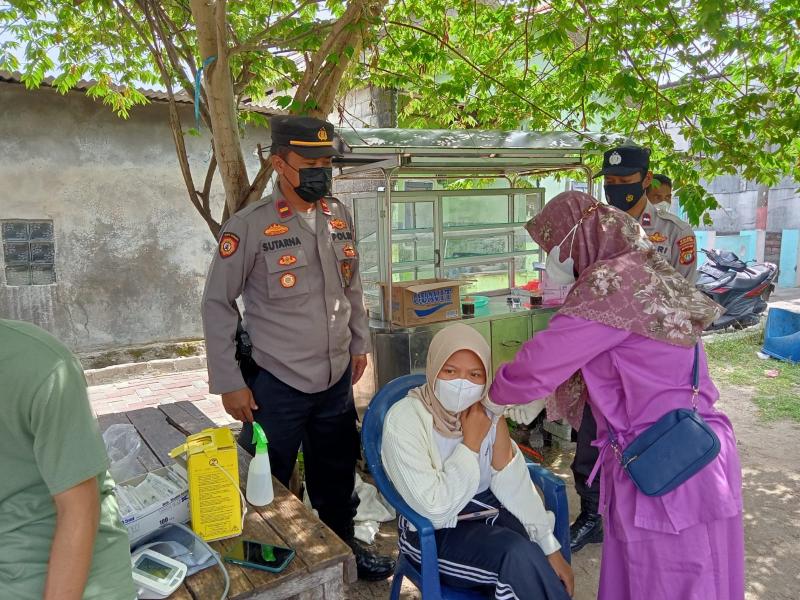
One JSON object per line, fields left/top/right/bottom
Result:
{"left": 694, "top": 231, "right": 713, "bottom": 266}
{"left": 713, "top": 231, "right": 758, "bottom": 262}
{"left": 779, "top": 229, "right": 798, "bottom": 288}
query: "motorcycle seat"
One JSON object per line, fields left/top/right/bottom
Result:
{"left": 727, "top": 264, "right": 775, "bottom": 290}
{"left": 696, "top": 269, "right": 735, "bottom": 290}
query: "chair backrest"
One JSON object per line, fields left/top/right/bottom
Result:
{"left": 361, "top": 373, "right": 427, "bottom": 525}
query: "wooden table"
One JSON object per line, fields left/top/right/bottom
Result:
{"left": 98, "top": 401, "right": 356, "bottom": 600}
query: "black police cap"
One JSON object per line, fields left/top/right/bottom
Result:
{"left": 269, "top": 115, "right": 339, "bottom": 158}
{"left": 595, "top": 145, "right": 651, "bottom": 178}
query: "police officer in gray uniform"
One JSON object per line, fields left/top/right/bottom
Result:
{"left": 201, "top": 115, "right": 394, "bottom": 581}
{"left": 569, "top": 145, "right": 699, "bottom": 553}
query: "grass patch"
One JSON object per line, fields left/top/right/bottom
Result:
{"left": 706, "top": 332, "right": 800, "bottom": 422}
{"left": 175, "top": 343, "right": 196, "bottom": 357}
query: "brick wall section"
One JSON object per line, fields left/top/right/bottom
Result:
{"left": 765, "top": 231, "right": 782, "bottom": 267}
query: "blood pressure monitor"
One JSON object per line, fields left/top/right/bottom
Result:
{"left": 131, "top": 549, "right": 188, "bottom": 599}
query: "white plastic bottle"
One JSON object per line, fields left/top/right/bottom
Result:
{"left": 246, "top": 422, "right": 274, "bottom": 506}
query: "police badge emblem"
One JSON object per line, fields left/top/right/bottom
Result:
{"left": 341, "top": 262, "right": 353, "bottom": 286}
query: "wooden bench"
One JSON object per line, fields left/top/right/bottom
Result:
{"left": 98, "top": 401, "right": 356, "bottom": 599}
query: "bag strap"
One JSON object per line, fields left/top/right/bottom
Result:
{"left": 690, "top": 343, "right": 700, "bottom": 410}
{"left": 605, "top": 342, "right": 701, "bottom": 458}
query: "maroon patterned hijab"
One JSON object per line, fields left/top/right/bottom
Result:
{"left": 526, "top": 191, "right": 722, "bottom": 427}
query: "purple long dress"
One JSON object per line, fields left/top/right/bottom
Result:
{"left": 490, "top": 314, "right": 745, "bottom": 600}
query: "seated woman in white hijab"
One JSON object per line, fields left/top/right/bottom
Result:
{"left": 381, "top": 324, "right": 574, "bottom": 599}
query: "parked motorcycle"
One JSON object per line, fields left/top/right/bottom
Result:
{"left": 695, "top": 249, "right": 778, "bottom": 331}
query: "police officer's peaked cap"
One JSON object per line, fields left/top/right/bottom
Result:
{"left": 269, "top": 115, "right": 339, "bottom": 158}
{"left": 595, "top": 144, "right": 651, "bottom": 178}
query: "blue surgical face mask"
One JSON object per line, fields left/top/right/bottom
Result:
{"left": 545, "top": 224, "right": 578, "bottom": 285}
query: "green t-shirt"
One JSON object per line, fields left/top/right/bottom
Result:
{"left": 0, "top": 320, "right": 136, "bottom": 600}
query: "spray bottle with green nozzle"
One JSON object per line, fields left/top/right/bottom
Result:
{"left": 245, "top": 423, "right": 273, "bottom": 506}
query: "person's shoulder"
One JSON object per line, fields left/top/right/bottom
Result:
{"left": 0, "top": 320, "right": 74, "bottom": 369}
{"left": 233, "top": 194, "right": 274, "bottom": 221}
{"left": 656, "top": 209, "right": 693, "bottom": 233}
{"left": 218, "top": 194, "right": 277, "bottom": 238}
{"left": 326, "top": 196, "right": 352, "bottom": 216}
{"left": 384, "top": 395, "right": 429, "bottom": 432}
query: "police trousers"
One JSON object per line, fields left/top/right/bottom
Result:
{"left": 399, "top": 490, "right": 570, "bottom": 600}
{"left": 572, "top": 403, "right": 600, "bottom": 512}
{"left": 239, "top": 364, "right": 360, "bottom": 541}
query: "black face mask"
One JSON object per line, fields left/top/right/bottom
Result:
{"left": 286, "top": 165, "right": 332, "bottom": 203}
{"left": 604, "top": 181, "right": 645, "bottom": 212}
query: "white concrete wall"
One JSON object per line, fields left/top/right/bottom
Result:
{"left": 0, "top": 82, "right": 270, "bottom": 351}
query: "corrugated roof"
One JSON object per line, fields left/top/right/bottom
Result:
{"left": 337, "top": 128, "right": 622, "bottom": 153}
{"left": 0, "top": 70, "right": 277, "bottom": 115}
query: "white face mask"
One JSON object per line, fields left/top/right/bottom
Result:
{"left": 434, "top": 378, "right": 485, "bottom": 413}
{"left": 545, "top": 223, "right": 578, "bottom": 286}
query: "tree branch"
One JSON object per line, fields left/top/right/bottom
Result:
{"left": 190, "top": 0, "right": 251, "bottom": 214}
{"left": 231, "top": 0, "right": 326, "bottom": 55}
{"left": 135, "top": 0, "right": 213, "bottom": 130}
{"left": 244, "top": 161, "right": 274, "bottom": 207}
{"left": 233, "top": 22, "right": 335, "bottom": 56}
{"left": 120, "top": 0, "right": 220, "bottom": 236}
{"left": 388, "top": 19, "right": 588, "bottom": 136}
{"left": 200, "top": 152, "right": 217, "bottom": 214}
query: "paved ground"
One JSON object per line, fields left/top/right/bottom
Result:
{"left": 90, "top": 369, "right": 235, "bottom": 426}
{"left": 88, "top": 289, "right": 800, "bottom": 599}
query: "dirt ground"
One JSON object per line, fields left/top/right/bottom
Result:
{"left": 346, "top": 383, "right": 800, "bottom": 599}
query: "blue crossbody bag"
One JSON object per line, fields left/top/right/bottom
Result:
{"left": 607, "top": 344, "right": 721, "bottom": 497}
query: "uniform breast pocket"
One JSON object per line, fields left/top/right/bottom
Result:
{"left": 333, "top": 242, "right": 358, "bottom": 287}
{"left": 264, "top": 247, "right": 310, "bottom": 298}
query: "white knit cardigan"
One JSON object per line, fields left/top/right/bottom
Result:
{"left": 381, "top": 397, "right": 561, "bottom": 556}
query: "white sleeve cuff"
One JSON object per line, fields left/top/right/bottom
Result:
{"left": 533, "top": 530, "right": 562, "bottom": 556}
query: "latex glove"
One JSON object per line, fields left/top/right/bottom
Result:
{"left": 505, "top": 400, "right": 545, "bottom": 425}
{"left": 482, "top": 395, "right": 507, "bottom": 421}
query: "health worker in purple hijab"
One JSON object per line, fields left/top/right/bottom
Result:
{"left": 490, "top": 191, "right": 744, "bottom": 600}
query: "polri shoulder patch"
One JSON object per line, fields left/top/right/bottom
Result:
{"left": 678, "top": 235, "right": 696, "bottom": 265}
{"left": 219, "top": 233, "right": 240, "bottom": 258}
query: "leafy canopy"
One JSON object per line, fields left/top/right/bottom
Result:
{"left": 2, "top": 0, "right": 798, "bottom": 224}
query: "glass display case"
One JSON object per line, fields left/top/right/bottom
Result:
{"left": 352, "top": 186, "right": 545, "bottom": 316}
{"left": 332, "top": 127, "right": 611, "bottom": 390}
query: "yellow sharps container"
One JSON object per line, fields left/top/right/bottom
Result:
{"left": 169, "top": 427, "right": 242, "bottom": 541}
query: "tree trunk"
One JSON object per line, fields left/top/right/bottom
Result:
{"left": 190, "top": 0, "right": 250, "bottom": 216}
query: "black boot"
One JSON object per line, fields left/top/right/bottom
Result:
{"left": 569, "top": 509, "right": 603, "bottom": 553}
{"left": 345, "top": 538, "right": 395, "bottom": 581}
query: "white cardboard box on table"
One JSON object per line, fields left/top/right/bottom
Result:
{"left": 116, "top": 463, "right": 190, "bottom": 545}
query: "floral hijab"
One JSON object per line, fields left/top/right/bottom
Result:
{"left": 526, "top": 191, "right": 722, "bottom": 428}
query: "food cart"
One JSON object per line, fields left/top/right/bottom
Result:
{"left": 332, "top": 128, "right": 615, "bottom": 392}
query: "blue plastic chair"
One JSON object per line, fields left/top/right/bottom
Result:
{"left": 362, "top": 374, "right": 571, "bottom": 600}
{"left": 762, "top": 307, "right": 800, "bottom": 363}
